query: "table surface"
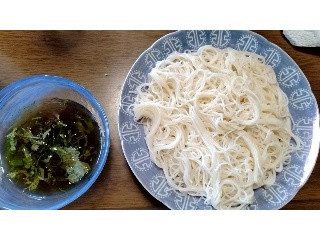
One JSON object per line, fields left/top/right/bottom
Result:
{"left": 0, "top": 30, "right": 319, "bottom": 210}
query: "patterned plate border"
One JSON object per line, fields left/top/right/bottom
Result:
{"left": 118, "top": 30, "right": 320, "bottom": 210}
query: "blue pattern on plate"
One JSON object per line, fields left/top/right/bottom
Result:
{"left": 118, "top": 30, "right": 320, "bottom": 210}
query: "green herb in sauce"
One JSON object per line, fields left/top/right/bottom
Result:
{"left": 4, "top": 98, "right": 100, "bottom": 192}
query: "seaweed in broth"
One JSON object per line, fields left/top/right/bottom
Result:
{"left": 4, "top": 98, "right": 100, "bottom": 193}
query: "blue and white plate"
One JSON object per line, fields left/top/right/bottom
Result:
{"left": 118, "top": 30, "right": 320, "bottom": 210}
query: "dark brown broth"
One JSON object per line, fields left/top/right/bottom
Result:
{"left": 5, "top": 98, "right": 100, "bottom": 193}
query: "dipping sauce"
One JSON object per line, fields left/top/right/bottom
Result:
{"left": 4, "top": 98, "right": 100, "bottom": 193}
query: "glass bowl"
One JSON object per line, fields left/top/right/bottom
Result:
{"left": 0, "top": 75, "right": 110, "bottom": 209}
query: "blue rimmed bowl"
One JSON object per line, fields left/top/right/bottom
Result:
{"left": 0, "top": 75, "right": 110, "bottom": 210}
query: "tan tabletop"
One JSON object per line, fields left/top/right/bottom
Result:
{"left": 0, "top": 30, "right": 319, "bottom": 210}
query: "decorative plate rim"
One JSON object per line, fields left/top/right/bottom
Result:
{"left": 118, "top": 30, "right": 320, "bottom": 210}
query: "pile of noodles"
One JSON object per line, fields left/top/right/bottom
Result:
{"left": 133, "top": 46, "right": 301, "bottom": 209}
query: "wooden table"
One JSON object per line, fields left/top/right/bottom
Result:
{"left": 0, "top": 30, "right": 319, "bottom": 210}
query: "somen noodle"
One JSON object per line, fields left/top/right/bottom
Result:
{"left": 133, "top": 46, "right": 301, "bottom": 209}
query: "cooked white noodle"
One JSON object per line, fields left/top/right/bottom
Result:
{"left": 133, "top": 46, "right": 301, "bottom": 210}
